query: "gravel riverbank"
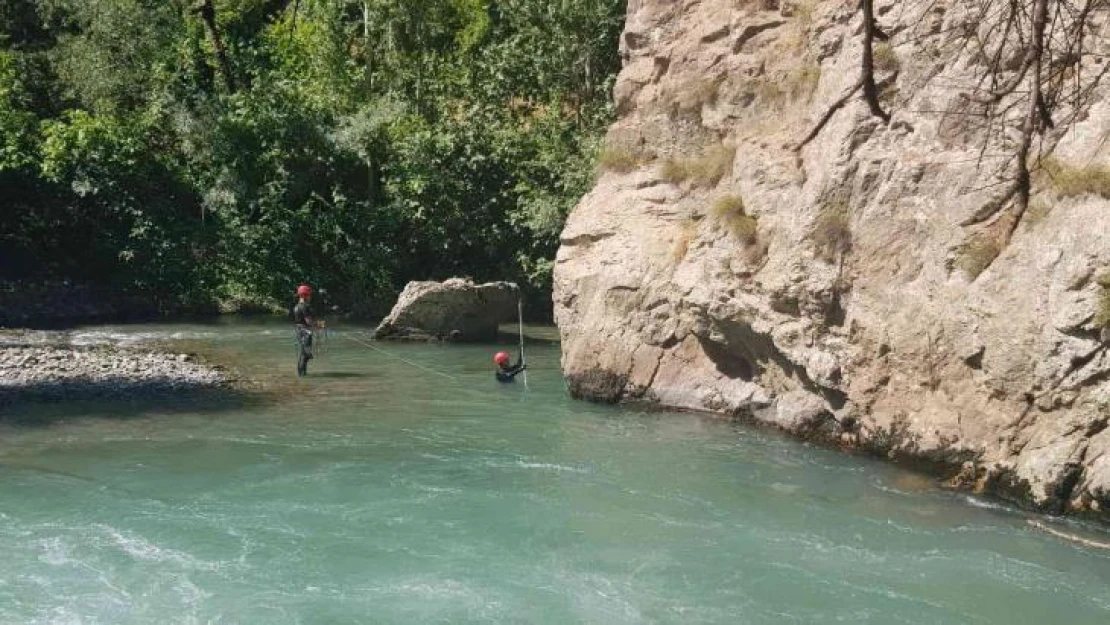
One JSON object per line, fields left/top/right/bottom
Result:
{"left": 0, "top": 331, "right": 230, "bottom": 404}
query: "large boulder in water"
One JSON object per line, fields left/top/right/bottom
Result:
{"left": 373, "top": 278, "right": 519, "bottom": 342}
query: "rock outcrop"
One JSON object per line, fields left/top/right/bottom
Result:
{"left": 374, "top": 278, "right": 519, "bottom": 342}
{"left": 555, "top": 0, "right": 1110, "bottom": 518}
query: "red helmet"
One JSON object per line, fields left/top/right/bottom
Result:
{"left": 297, "top": 284, "right": 313, "bottom": 298}
{"left": 494, "top": 352, "right": 510, "bottom": 366}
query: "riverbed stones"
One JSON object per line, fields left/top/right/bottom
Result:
{"left": 0, "top": 336, "right": 227, "bottom": 404}
{"left": 373, "top": 278, "right": 519, "bottom": 342}
{"left": 554, "top": 0, "right": 1110, "bottom": 519}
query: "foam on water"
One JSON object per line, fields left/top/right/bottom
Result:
{"left": 963, "top": 494, "right": 1018, "bottom": 512}
{"left": 512, "top": 461, "right": 591, "bottom": 473}
{"left": 100, "top": 526, "right": 223, "bottom": 571}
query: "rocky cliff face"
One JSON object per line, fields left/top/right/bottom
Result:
{"left": 554, "top": 0, "right": 1110, "bottom": 518}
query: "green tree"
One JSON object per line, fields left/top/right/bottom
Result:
{"left": 0, "top": 0, "right": 626, "bottom": 316}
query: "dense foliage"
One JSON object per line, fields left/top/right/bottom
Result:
{"left": 0, "top": 0, "right": 624, "bottom": 315}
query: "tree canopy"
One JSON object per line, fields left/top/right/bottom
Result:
{"left": 0, "top": 0, "right": 625, "bottom": 315}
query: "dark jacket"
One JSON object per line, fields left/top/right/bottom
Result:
{"left": 496, "top": 356, "right": 526, "bottom": 383}
{"left": 293, "top": 300, "right": 315, "bottom": 327}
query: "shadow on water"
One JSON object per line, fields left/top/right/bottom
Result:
{"left": 0, "top": 381, "right": 267, "bottom": 427}
{"left": 305, "top": 371, "right": 376, "bottom": 380}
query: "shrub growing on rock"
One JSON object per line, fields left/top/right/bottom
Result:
{"left": 1024, "top": 196, "right": 1052, "bottom": 228}
{"left": 599, "top": 146, "right": 650, "bottom": 174}
{"left": 660, "top": 143, "right": 736, "bottom": 187}
{"left": 665, "top": 75, "right": 726, "bottom": 115}
{"left": 812, "top": 201, "right": 852, "bottom": 263}
{"left": 711, "top": 195, "right": 758, "bottom": 244}
{"left": 873, "top": 42, "right": 900, "bottom": 73}
{"left": 1096, "top": 272, "right": 1110, "bottom": 331}
{"left": 1039, "top": 157, "right": 1110, "bottom": 199}
{"left": 793, "top": 63, "right": 822, "bottom": 99}
{"left": 956, "top": 235, "right": 1002, "bottom": 279}
{"left": 660, "top": 157, "right": 690, "bottom": 184}
{"left": 710, "top": 195, "right": 745, "bottom": 221}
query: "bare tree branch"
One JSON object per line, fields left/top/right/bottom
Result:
{"left": 795, "top": 80, "right": 864, "bottom": 151}
{"left": 1003, "top": 0, "right": 1049, "bottom": 245}
{"left": 795, "top": 0, "right": 893, "bottom": 149}
{"left": 961, "top": 182, "right": 1020, "bottom": 226}
{"left": 862, "top": 0, "right": 891, "bottom": 122}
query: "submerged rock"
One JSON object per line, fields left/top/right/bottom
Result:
{"left": 373, "top": 278, "right": 519, "bottom": 342}
{"left": 554, "top": 0, "right": 1110, "bottom": 519}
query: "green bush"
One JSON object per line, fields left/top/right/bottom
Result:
{"left": 0, "top": 51, "right": 40, "bottom": 171}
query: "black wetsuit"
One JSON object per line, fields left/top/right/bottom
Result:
{"left": 293, "top": 300, "right": 315, "bottom": 376}
{"left": 496, "top": 356, "right": 526, "bottom": 383}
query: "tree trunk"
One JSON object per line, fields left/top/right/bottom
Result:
{"left": 191, "top": 0, "right": 236, "bottom": 94}
{"left": 1005, "top": 0, "right": 1049, "bottom": 244}
{"left": 860, "top": 0, "right": 889, "bottom": 122}
{"left": 363, "top": 0, "right": 373, "bottom": 90}
{"left": 796, "top": 0, "right": 889, "bottom": 148}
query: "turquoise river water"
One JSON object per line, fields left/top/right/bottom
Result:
{"left": 1, "top": 320, "right": 1109, "bottom": 624}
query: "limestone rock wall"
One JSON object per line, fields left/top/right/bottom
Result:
{"left": 554, "top": 0, "right": 1110, "bottom": 517}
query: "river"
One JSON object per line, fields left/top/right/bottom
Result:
{"left": 1, "top": 320, "right": 1108, "bottom": 624}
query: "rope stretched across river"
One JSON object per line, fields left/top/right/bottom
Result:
{"left": 343, "top": 332, "right": 459, "bottom": 382}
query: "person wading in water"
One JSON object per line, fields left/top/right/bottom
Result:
{"left": 293, "top": 284, "right": 322, "bottom": 377}
{"left": 493, "top": 349, "right": 526, "bottom": 383}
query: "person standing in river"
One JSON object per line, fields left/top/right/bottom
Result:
{"left": 494, "top": 349, "right": 526, "bottom": 383}
{"left": 293, "top": 284, "right": 320, "bottom": 377}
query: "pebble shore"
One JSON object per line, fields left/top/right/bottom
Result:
{"left": 0, "top": 332, "right": 228, "bottom": 403}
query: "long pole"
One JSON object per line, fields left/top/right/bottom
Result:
{"left": 518, "top": 298, "right": 529, "bottom": 389}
